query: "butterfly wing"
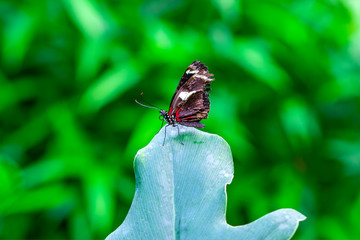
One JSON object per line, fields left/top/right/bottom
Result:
{"left": 169, "top": 61, "right": 214, "bottom": 128}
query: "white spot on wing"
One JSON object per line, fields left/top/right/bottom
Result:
{"left": 179, "top": 91, "right": 197, "bottom": 100}
{"left": 186, "top": 69, "right": 199, "bottom": 74}
{"left": 197, "top": 75, "right": 209, "bottom": 80}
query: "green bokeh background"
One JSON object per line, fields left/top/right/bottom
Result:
{"left": 0, "top": 0, "right": 359, "bottom": 239}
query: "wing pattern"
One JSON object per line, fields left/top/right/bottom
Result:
{"left": 169, "top": 61, "right": 214, "bottom": 128}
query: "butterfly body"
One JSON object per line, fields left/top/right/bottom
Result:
{"left": 159, "top": 110, "right": 176, "bottom": 126}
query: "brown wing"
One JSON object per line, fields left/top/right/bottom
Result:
{"left": 169, "top": 61, "right": 214, "bottom": 128}
{"left": 169, "top": 61, "right": 209, "bottom": 109}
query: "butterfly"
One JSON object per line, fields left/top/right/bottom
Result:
{"left": 136, "top": 61, "right": 215, "bottom": 145}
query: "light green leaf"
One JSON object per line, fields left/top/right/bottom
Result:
{"left": 62, "top": 0, "right": 108, "bottom": 39}
{"left": 107, "top": 126, "right": 305, "bottom": 240}
{"left": 2, "top": 8, "right": 37, "bottom": 70}
{"left": 79, "top": 63, "right": 140, "bottom": 114}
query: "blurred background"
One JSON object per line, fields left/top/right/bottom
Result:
{"left": 0, "top": 0, "right": 359, "bottom": 239}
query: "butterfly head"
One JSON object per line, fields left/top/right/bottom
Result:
{"left": 160, "top": 110, "right": 167, "bottom": 116}
{"left": 159, "top": 110, "right": 168, "bottom": 121}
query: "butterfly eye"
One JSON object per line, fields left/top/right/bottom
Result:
{"left": 159, "top": 115, "right": 164, "bottom": 120}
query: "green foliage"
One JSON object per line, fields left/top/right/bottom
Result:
{"left": 106, "top": 126, "right": 306, "bottom": 240}
{"left": 0, "top": 0, "right": 359, "bottom": 239}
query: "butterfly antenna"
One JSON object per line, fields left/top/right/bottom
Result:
{"left": 135, "top": 93, "right": 161, "bottom": 110}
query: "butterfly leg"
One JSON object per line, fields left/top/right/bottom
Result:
{"left": 157, "top": 120, "right": 165, "bottom": 134}
{"left": 176, "top": 125, "right": 184, "bottom": 145}
{"left": 162, "top": 124, "right": 170, "bottom": 146}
